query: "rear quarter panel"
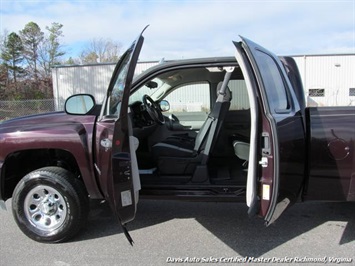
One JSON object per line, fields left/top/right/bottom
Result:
{"left": 306, "top": 106, "right": 355, "bottom": 201}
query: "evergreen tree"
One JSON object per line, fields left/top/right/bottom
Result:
{"left": 1, "top": 32, "right": 24, "bottom": 87}
{"left": 40, "top": 22, "right": 65, "bottom": 77}
{"left": 19, "top": 22, "right": 44, "bottom": 83}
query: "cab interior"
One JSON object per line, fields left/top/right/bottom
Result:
{"left": 128, "top": 61, "right": 252, "bottom": 193}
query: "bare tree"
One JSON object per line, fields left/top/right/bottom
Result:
{"left": 80, "top": 38, "right": 122, "bottom": 64}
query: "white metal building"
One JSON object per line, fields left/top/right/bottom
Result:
{"left": 292, "top": 54, "right": 355, "bottom": 107}
{"left": 52, "top": 54, "right": 355, "bottom": 110}
{"left": 52, "top": 61, "right": 159, "bottom": 110}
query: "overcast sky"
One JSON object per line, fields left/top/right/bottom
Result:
{"left": 1, "top": 0, "right": 354, "bottom": 61}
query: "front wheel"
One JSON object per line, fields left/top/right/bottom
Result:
{"left": 12, "top": 167, "right": 89, "bottom": 243}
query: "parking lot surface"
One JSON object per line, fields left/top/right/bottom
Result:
{"left": 0, "top": 199, "right": 354, "bottom": 266}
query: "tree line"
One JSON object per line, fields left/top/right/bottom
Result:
{"left": 0, "top": 21, "right": 122, "bottom": 100}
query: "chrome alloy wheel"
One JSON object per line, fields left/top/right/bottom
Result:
{"left": 24, "top": 185, "right": 67, "bottom": 232}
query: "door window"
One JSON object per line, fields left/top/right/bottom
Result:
{"left": 254, "top": 50, "right": 290, "bottom": 112}
{"left": 108, "top": 56, "right": 131, "bottom": 116}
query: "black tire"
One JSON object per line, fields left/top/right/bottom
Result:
{"left": 12, "top": 167, "right": 89, "bottom": 243}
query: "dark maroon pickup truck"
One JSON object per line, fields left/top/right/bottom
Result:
{"left": 0, "top": 29, "right": 354, "bottom": 244}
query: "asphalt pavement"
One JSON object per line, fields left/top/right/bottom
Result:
{"left": 0, "top": 199, "right": 354, "bottom": 266}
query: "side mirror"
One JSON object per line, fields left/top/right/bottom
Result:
{"left": 159, "top": 100, "right": 170, "bottom": 112}
{"left": 65, "top": 94, "right": 95, "bottom": 115}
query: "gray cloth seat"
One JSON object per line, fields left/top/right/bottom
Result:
{"left": 151, "top": 82, "right": 232, "bottom": 174}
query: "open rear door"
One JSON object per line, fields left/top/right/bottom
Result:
{"left": 96, "top": 28, "right": 146, "bottom": 244}
{"left": 234, "top": 37, "right": 306, "bottom": 225}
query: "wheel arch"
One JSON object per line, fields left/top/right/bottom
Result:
{"left": 1, "top": 149, "right": 85, "bottom": 201}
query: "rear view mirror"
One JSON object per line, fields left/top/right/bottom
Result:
{"left": 65, "top": 94, "right": 95, "bottom": 115}
{"left": 145, "top": 81, "right": 158, "bottom": 89}
{"left": 159, "top": 100, "right": 170, "bottom": 112}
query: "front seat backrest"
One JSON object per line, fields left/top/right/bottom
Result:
{"left": 193, "top": 81, "right": 232, "bottom": 152}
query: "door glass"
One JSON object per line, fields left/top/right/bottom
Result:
{"left": 108, "top": 58, "right": 130, "bottom": 115}
{"left": 254, "top": 50, "right": 290, "bottom": 112}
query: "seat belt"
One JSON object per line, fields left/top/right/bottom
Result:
{"left": 201, "top": 117, "right": 218, "bottom": 165}
{"left": 193, "top": 117, "right": 213, "bottom": 151}
{"left": 200, "top": 69, "right": 234, "bottom": 164}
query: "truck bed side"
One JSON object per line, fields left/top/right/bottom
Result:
{"left": 305, "top": 106, "right": 355, "bottom": 201}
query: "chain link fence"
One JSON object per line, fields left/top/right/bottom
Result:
{"left": 0, "top": 99, "right": 56, "bottom": 122}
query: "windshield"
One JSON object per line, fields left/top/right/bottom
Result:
{"left": 129, "top": 77, "right": 168, "bottom": 104}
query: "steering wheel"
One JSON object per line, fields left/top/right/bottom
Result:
{"left": 142, "top": 95, "right": 165, "bottom": 125}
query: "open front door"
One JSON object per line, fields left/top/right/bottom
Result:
{"left": 234, "top": 37, "right": 306, "bottom": 225}
{"left": 95, "top": 29, "right": 145, "bottom": 244}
